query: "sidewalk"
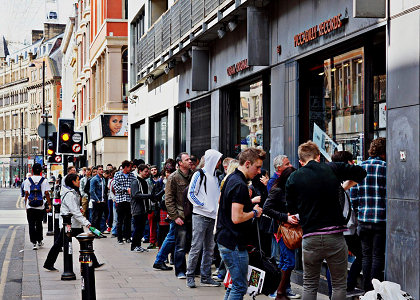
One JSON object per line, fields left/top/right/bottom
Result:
{"left": 24, "top": 225, "right": 328, "bottom": 300}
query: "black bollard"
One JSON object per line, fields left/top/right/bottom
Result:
{"left": 61, "top": 214, "right": 76, "bottom": 280}
{"left": 53, "top": 203, "right": 61, "bottom": 242}
{"left": 46, "top": 207, "right": 54, "bottom": 236}
{"left": 76, "top": 232, "right": 96, "bottom": 300}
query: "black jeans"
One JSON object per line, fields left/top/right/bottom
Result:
{"left": 174, "top": 222, "right": 192, "bottom": 276}
{"left": 92, "top": 202, "right": 108, "bottom": 231}
{"left": 131, "top": 214, "right": 147, "bottom": 250}
{"left": 44, "top": 227, "right": 99, "bottom": 268}
{"left": 345, "top": 234, "right": 363, "bottom": 290}
{"left": 116, "top": 201, "right": 131, "bottom": 242}
{"left": 26, "top": 209, "right": 44, "bottom": 244}
{"left": 358, "top": 222, "right": 386, "bottom": 292}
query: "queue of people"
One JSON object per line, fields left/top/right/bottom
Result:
{"left": 22, "top": 137, "right": 387, "bottom": 300}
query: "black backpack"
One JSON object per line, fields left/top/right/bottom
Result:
{"left": 84, "top": 178, "right": 91, "bottom": 196}
{"left": 183, "top": 169, "right": 206, "bottom": 219}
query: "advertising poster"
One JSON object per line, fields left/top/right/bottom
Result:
{"left": 313, "top": 123, "right": 338, "bottom": 162}
{"left": 102, "top": 115, "right": 128, "bottom": 137}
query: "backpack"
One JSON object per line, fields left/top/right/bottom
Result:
{"left": 27, "top": 177, "right": 45, "bottom": 207}
{"left": 84, "top": 178, "right": 91, "bottom": 196}
{"left": 183, "top": 169, "right": 207, "bottom": 219}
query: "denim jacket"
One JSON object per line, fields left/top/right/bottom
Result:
{"left": 89, "top": 175, "right": 106, "bottom": 203}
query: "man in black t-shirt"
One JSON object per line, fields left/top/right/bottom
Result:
{"left": 215, "top": 148, "right": 265, "bottom": 300}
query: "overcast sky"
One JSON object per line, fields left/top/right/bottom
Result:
{"left": 0, "top": 0, "right": 74, "bottom": 48}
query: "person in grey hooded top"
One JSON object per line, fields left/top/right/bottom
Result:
{"left": 185, "top": 149, "right": 223, "bottom": 288}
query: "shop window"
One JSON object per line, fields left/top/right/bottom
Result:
{"left": 174, "top": 106, "right": 186, "bottom": 155}
{"left": 239, "top": 80, "right": 264, "bottom": 151}
{"left": 133, "top": 121, "right": 146, "bottom": 161}
{"left": 150, "top": 114, "right": 168, "bottom": 169}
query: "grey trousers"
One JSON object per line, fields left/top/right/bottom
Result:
{"left": 186, "top": 214, "right": 215, "bottom": 279}
{"left": 302, "top": 233, "right": 348, "bottom": 300}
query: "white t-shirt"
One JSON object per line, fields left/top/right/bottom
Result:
{"left": 23, "top": 175, "right": 50, "bottom": 210}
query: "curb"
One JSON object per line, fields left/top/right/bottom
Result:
{"left": 22, "top": 225, "right": 42, "bottom": 300}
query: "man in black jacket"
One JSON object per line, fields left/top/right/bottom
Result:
{"left": 286, "top": 141, "right": 366, "bottom": 300}
{"left": 130, "top": 164, "right": 153, "bottom": 252}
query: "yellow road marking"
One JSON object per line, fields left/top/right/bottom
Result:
{"left": 0, "top": 226, "right": 19, "bottom": 299}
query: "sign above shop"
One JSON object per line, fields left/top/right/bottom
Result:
{"left": 294, "top": 14, "right": 345, "bottom": 47}
{"left": 227, "top": 59, "right": 249, "bottom": 76}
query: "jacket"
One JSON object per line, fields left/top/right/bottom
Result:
{"left": 80, "top": 176, "right": 89, "bottom": 198}
{"left": 165, "top": 168, "right": 192, "bottom": 221}
{"left": 263, "top": 186, "right": 289, "bottom": 234}
{"left": 286, "top": 161, "right": 366, "bottom": 236}
{"left": 187, "top": 149, "right": 222, "bottom": 219}
{"left": 130, "top": 176, "right": 153, "bottom": 216}
{"left": 90, "top": 175, "right": 106, "bottom": 202}
{"left": 60, "top": 185, "right": 90, "bottom": 228}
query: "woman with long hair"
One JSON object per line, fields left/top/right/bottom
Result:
{"left": 263, "top": 167, "right": 300, "bottom": 300}
{"left": 43, "top": 174, "right": 104, "bottom": 271}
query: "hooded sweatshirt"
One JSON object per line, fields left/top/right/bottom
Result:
{"left": 60, "top": 185, "right": 90, "bottom": 229}
{"left": 187, "top": 149, "right": 222, "bottom": 219}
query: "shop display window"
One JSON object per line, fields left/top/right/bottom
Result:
{"left": 239, "top": 80, "right": 264, "bottom": 151}
{"left": 150, "top": 115, "right": 168, "bottom": 169}
{"left": 134, "top": 122, "right": 146, "bottom": 161}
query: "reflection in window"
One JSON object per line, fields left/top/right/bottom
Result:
{"left": 240, "top": 81, "right": 263, "bottom": 151}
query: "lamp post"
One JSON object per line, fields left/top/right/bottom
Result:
{"left": 12, "top": 111, "right": 24, "bottom": 181}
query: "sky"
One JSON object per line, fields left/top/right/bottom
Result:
{"left": 0, "top": 0, "right": 74, "bottom": 51}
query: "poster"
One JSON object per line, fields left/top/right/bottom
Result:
{"left": 102, "top": 114, "right": 128, "bottom": 137}
{"left": 313, "top": 123, "right": 338, "bottom": 162}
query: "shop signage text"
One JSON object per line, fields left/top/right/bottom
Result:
{"left": 227, "top": 59, "right": 249, "bottom": 76}
{"left": 294, "top": 14, "right": 343, "bottom": 47}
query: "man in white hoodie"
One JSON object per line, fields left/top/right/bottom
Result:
{"left": 185, "top": 149, "right": 222, "bottom": 288}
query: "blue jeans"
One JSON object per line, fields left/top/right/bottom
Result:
{"left": 278, "top": 237, "right": 295, "bottom": 271}
{"left": 112, "top": 202, "right": 117, "bottom": 235}
{"left": 186, "top": 214, "right": 215, "bottom": 279}
{"left": 174, "top": 222, "right": 192, "bottom": 276}
{"left": 154, "top": 221, "right": 176, "bottom": 264}
{"left": 271, "top": 235, "right": 280, "bottom": 265}
{"left": 218, "top": 243, "right": 248, "bottom": 300}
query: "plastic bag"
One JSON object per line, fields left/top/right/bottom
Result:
{"left": 360, "top": 279, "right": 414, "bottom": 300}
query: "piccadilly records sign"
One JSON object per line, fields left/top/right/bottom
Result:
{"left": 227, "top": 59, "right": 249, "bottom": 76}
{"left": 294, "top": 14, "right": 344, "bottom": 47}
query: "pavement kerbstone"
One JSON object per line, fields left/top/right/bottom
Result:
{"left": 22, "top": 226, "right": 42, "bottom": 299}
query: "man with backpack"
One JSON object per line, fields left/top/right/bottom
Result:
{"left": 185, "top": 149, "right": 222, "bottom": 288}
{"left": 23, "top": 163, "right": 52, "bottom": 250}
{"left": 165, "top": 152, "right": 193, "bottom": 279}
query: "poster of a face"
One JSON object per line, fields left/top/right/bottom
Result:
{"left": 102, "top": 115, "right": 128, "bottom": 137}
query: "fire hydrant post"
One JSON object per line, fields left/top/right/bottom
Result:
{"left": 61, "top": 214, "right": 76, "bottom": 280}
{"left": 76, "top": 232, "right": 96, "bottom": 300}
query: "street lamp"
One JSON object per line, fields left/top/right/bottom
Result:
{"left": 12, "top": 111, "right": 24, "bottom": 182}
{"left": 29, "top": 60, "right": 51, "bottom": 165}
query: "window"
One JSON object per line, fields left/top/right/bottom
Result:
{"left": 123, "top": 0, "right": 128, "bottom": 19}
{"left": 133, "top": 121, "right": 146, "bottom": 161}
{"left": 122, "top": 47, "right": 128, "bottom": 102}
{"left": 150, "top": 114, "right": 168, "bottom": 169}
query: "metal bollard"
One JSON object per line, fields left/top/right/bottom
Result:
{"left": 76, "top": 232, "right": 96, "bottom": 300}
{"left": 53, "top": 203, "right": 61, "bottom": 243}
{"left": 61, "top": 214, "right": 76, "bottom": 280}
{"left": 46, "top": 207, "right": 54, "bottom": 236}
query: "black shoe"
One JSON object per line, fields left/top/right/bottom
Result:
{"left": 125, "top": 238, "right": 132, "bottom": 243}
{"left": 94, "top": 263, "right": 105, "bottom": 269}
{"left": 43, "top": 265, "right": 58, "bottom": 272}
{"left": 153, "top": 262, "right": 173, "bottom": 271}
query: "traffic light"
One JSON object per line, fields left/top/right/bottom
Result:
{"left": 47, "top": 132, "right": 63, "bottom": 163}
{"left": 57, "top": 118, "right": 84, "bottom": 156}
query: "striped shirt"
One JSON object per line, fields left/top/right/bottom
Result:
{"left": 350, "top": 157, "right": 387, "bottom": 223}
{"left": 113, "top": 171, "right": 136, "bottom": 203}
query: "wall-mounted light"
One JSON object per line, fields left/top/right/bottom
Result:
{"left": 164, "top": 65, "right": 170, "bottom": 74}
{"left": 217, "top": 27, "right": 226, "bottom": 39}
{"left": 146, "top": 75, "right": 154, "bottom": 84}
{"left": 129, "top": 94, "right": 138, "bottom": 104}
{"left": 181, "top": 53, "right": 189, "bottom": 63}
{"left": 227, "top": 20, "right": 237, "bottom": 32}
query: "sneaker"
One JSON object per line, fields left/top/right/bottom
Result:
{"left": 212, "top": 274, "right": 224, "bottom": 282}
{"left": 147, "top": 243, "right": 156, "bottom": 249}
{"left": 94, "top": 263, "right": 105, "bottom": 269}
{"left": 268, "top": 292, "right": 277, "bottom": 299}
{"left": 118, "top": 240, "right": 124, "bottom": 245}
{"left": 37, "top": 241, "right": 44, "bottom": 248}
{"left": 212, "top": 269, "right": 219, "bottom": 276}
{"left": 200, "top": 278, "right": 221, "bottom": 287}
{"left": 139, "top": 246, "right": 149, "bottom": 252}
{"left": 287, "top": 290, "right": 301, "bottom": 299}
{"left": 131, "top": 247, "right": 143, "bottom": 252}
{"left": 153, "top": 262, "right": 173, "bottom": 271}
{"left": 186, "top": 277, "right": 196, "bottom": 288}
{"left": 32, "top": 243, "right": 38, "bottom": 250}
{"left": 43, "top": 265, "right": 58, "bottom": 272}
{"left": 125, "top": 238, "right": 132, "bottom": 243}
{"left": 177, "top": 273, "right": 187, "bottom": 279}
{"left": 102, "top": 230, "right": 110, "bottom": 234}
{"left": 141, "top": 237, "right": 149, "bottom": 243}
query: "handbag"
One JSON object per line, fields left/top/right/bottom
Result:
{"left": 278, "top": 222, "right": 303, "bottom": 250}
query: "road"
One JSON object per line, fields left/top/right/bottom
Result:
{"left": 0, "top": 188, "right": 26, "bottom": 300}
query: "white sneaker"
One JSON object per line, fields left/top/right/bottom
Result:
{"left": 32, "top": 243, "right": 38, "bottom": 250}
{"left": 131, "top": 247, "right": 143, "bottom": 252}
{"left": 37, "top": 241, "right": 44, "bottom": 248}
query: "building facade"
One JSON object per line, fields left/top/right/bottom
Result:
{"left": 128, "top": 0, "right": 420, "bottom": 296}
{"left": 0, "top": 26, "right": 64, "bottom": 186}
